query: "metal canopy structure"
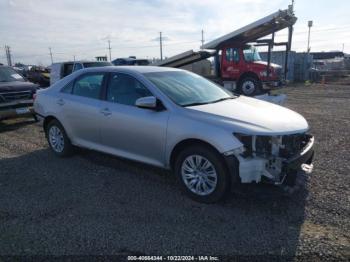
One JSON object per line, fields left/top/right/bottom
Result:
{"left": 154, "top": 50, "right": 216, "bottom": 67}
{"left": 202, "top": 8, "right": 297, "bottom": 50}
{"left": 156, "top": 7, "right": 296, "bottom": 72}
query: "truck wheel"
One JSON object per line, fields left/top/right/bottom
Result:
{"left": 238, "top": 77, "right": 261, "bottom": 96}
{"left": 174, "top": 145, "right": 230, "bottom": 203}
{"left": 45, "top": 119, "right": 73, "bottom": 157}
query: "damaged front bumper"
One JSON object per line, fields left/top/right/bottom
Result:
{"left": 230, "top": 134, "right": 315, "bottom": 187}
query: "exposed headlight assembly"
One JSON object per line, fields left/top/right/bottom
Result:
{"left": 223, "top": 146, "right": 245, "bottom": 156}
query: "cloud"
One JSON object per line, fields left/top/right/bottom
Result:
{"left": 0, "top": 0, "right": 349, "bottom": 65}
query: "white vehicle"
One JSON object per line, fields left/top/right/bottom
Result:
{"left": 50, "top": 61, "right": 112, "bottom": 85}
{"left": 35, "top": 66, "right": 314, "bottom": 203}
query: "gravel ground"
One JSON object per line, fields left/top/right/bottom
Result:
{"left": 0, "top": 83, "right": 349, "bottom": 260}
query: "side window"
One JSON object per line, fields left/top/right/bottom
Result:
{"left": 60, "top": 81, "right": 73, "bottom": 94}
{"left": 72, "top": 63, "right": 83, "bottom": 72}
{"left": 63, "top": 63, "right": 74, "bottom": 77}
{"left": 72, "top": 73, "right": 104, "bottom": 99}
{"left": 107, "top": 73, "right": 152, "bottom": 106}
{"left": 225, "top": 48, "right": 239, "bottom": 62}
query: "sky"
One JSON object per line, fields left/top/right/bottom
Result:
{"left": 0, "top": 0, "right": 350, "bottom": 65}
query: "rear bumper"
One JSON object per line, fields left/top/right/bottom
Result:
{"left": 0, "top": 99, "right": 34, "bottom": 120}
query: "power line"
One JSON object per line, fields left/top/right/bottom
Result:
{"left": 48, "top": 47, "right": 53, "bottom": 64}
{"left": 4, "top": 45, "right": 12, "bottom": 66}
{"left": 201, "top": 30, "right": 205, "bottom": 49}
{"left": 159, "top": 32, "right": 163, "bottom": 60}
{"left": 108, "top": 39, "right": 112, "bottom": 61}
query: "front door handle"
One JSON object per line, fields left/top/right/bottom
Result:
{"left": 57, "top": 98, "right": 65, "bottom": 106}
{"left": 100, "top": 108, "right": 111, "bottom": 116}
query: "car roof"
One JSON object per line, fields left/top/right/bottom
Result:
{"left": 79, "top": 66, "right": 183, "bottom": 74}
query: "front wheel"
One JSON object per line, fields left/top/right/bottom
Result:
{"left": 174, "top": 145, "right": 230, "bottom": 203}
{"left": 238, "top": 77, "right": 262, "bottom": 96}
{"left": 45, "top": 119, "right": 73, "bottom": 157}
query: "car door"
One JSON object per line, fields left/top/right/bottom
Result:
{"left": 57, "top": 72, "right": 106, "bottom": 148}
{"left": 221, "top": 47, "right": 241, "bottom": 80}
{"left": 99, "top": 72, "right": 169, "bottom": 167}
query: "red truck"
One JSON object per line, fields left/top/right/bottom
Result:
{"left": 157, "top": 7, "right": 296, "bottom": 96}
{"left": 214, "top": 45, "right": 283, "bottom": 95}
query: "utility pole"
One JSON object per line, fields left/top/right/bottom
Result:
{"left": 108, "top": 39, "right": 112, "bottom": 62}
{"left": 48, "top": 47, "right": 53, "bottom": 64}
{"left": 201, "top": 30, "right": 205, "bottom": 49}
{"left": 159, "top": 32, "right": 163, "bottom": 61}
{"left": 5, "top": 45, "right": 12, "bottom": 66}
{"left": 307, "top": 20, "right": 313, "bottom": 53}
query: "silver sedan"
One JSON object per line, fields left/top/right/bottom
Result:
{"left": 34, "top": 66, "right": 314, "bottom": 203}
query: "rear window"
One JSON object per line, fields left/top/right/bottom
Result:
{"left": 0, "top": 67, "right": 25, "bottom": 82}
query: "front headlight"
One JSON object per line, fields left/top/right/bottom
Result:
{"left": 259, "top": 71, "right": 267, "bottom": 77}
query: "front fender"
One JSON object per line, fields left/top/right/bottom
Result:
{"left": 165, "top": 114, "right": 243, "bottom": 166}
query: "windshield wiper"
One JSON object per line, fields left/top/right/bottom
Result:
{"left": 182, "top": 101, "right": 211, "bottom": 107}
{"left": 209, "top": 97, "right": 236, "bottom": 104}
{"left": 182, "top": 97, "right": 236, "bottom": 107}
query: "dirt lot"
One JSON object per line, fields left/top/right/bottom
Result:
{"left": 0, "top": 83, "right": 349, "bottom": 260}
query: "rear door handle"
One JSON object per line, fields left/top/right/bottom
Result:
{"left": 100, "top": 108, "right": 111, "bottom": 116}
{"left": 57, "top": 98, "right": 65, "bottom": 106}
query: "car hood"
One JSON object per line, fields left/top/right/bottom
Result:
{"left": 0, "top": 81, "right": 38, "bottom": 93}
{"left": 185, "top": 96, "right": 309, "bottom": 135}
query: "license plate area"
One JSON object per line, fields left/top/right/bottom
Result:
{"left": 15, "top": 108, "right": 30, "bottom": 115}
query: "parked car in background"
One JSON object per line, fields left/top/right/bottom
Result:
{"left": 26, "top": 65, "right": 50, "bottom": 87}
{"left": 112, "top": 57, "right": 150, "bottom": 66}
{"left": 0, "top": 65, "right": 38, "bottom": 121}
{"left": 34, "top": 66, "right": 314, "bottom": 203}
{"left": 50, "top": 61, "right": 112, "bottom": 85}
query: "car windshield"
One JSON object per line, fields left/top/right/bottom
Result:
{"left": 243, "top": 46, "right": 262, "bottom": 62}
{"left": 83, "top": 62, "right": 112, "bottom": 68}
{"left": 0, "top": 67, "right": 25, "bottom": 82}
{"left": 144, "top": 71, "right": 235, "bottom": 106}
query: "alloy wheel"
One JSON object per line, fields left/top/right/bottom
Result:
{"left": 48, "top": 125, "right": 65, "bottom": 153}
{"left": 181, "top": 155, "right": 218, "bottom": 196}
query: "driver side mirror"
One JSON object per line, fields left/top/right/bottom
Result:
{"left": 135, "top": 96, "right": 157, "bottom": 109}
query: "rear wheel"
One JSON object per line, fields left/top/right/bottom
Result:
{"left": 238, "top": 77, "right": 262, "bottom": 96}
{"left": 45, "top": 119, "right": 73, "bottom": 157}
{"left": 174, "top": 145, "right": 230, "bottom": 203}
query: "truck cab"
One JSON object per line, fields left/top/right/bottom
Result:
{"left": 220, "top": 45, "right": 283, "bottom": 96}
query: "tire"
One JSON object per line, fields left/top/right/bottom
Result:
{"left": 238, "top": 77, "right": 262, "bottom": 96}
{"left": 174, "top": 145, "right": 231, "bottom": 203}
{"left": 45, "top": 119, "right": 73, "bottom": 157}
{"left": 32, "top": 114, "right": 38, "bottom": 122}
